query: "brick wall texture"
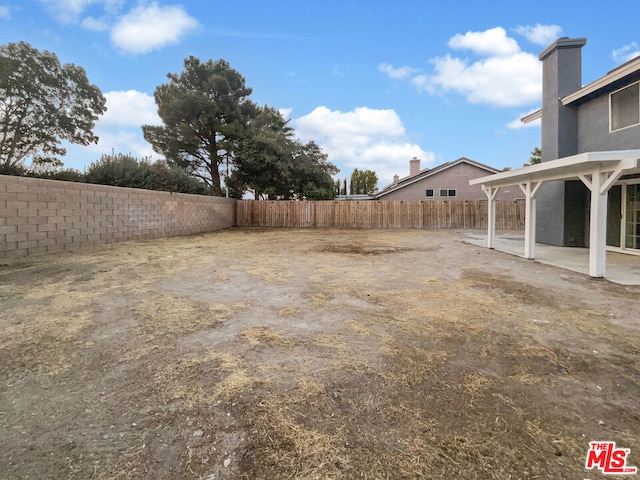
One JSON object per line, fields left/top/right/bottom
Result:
{"left": 0, "top": 175, "right": 234, "bottom": 259}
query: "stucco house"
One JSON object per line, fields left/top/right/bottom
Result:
{"left": 471, "top": 37, "right": 640, "bottom": 277}
{"left": 374, "top": 157, "right": 522, "bottom": 201}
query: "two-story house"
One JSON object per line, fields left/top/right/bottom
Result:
{"left": 470, "top": 37, "right": 640, "bottom": 277}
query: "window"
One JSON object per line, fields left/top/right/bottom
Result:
{"left": 425, "top": 189, "right": 434, "bottom": 197}
{"left": 439, "top": 189, "right": 456, "bottom": 197}
{"left": 610, "top": 82, "right": 640, "bottom": 132}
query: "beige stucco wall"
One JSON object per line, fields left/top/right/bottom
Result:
{"left": 378, "top": 163, "right": 522, "bottom": 201}
{"left": 0, "top": 175, "right": 234, "bottom": 259}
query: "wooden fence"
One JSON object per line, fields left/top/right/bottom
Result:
{"left": 234, "top": 200, "right": 525, "bottom": 230}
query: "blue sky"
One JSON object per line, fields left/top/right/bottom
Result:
{"left": 1, "top": 1, "right": 639, "bottom": 187}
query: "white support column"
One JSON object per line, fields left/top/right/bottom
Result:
{"left": 483, "top": 186, "right": 499, "bottom": 249}
{"left": 518, "top": 181, "right": 542, "bottom": 259}
{"left": 525, "top": 193, "right": 537, "bottom": 259}
{"left": 589, "top": 170, "right": 608, "bottom": 278}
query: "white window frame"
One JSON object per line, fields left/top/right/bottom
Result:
{"left": 609, "top": 81, "right": 640, "bottom": 133}
{"left": 617, "top": 178, "right": 640, "bottom": 253}
{"left": 439, "top": 188, "right": 457, "bottom": 198}
{"left": 425, "top": 189, "right": 434, "bottom": 198}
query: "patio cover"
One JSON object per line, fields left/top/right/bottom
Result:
{"left": 470, "top": 150, "right": 640, "bottom": 278}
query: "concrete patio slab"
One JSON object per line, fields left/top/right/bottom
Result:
{"left": 463, "top": 231, "right": 640, "bottom": 285}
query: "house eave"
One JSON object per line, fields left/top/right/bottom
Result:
{"left": 561, "top": 56, "right": 640, "bottom": 106}
{"left": 521, "top": 109, "right": 542, "bottom": 124}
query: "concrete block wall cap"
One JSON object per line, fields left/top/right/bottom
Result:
{"left": 539, "top": 37, "right": 587, "bottom": 61}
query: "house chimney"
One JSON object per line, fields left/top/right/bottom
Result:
{"left": 409, "top": 157, "right": 420, "bottom": 176}
{"left": 538, "top": 37, "right": 586, "bottom": 161}
{"left": 536, "top": 37, "right": 587, "bottom": 248}
{"left": 393, "top": 174, "right": 399, "bottom": 183}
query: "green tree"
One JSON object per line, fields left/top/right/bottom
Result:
{"left": 228, "top": 106, "right": 337, "bottom": 199}
{"left": 524, "top": 147, "right": 542, "bottom": 167}
{"left": 142, "top": 57, "right": 257, "bottom": 196}
{"left": 349, "top": 168, "right": 378, "bottom": 194}
{"left": 290, "top": 140, "right": 338, "bottom": 200}
{"left": 0, "top": 41, "right": 106, "bottom": 168}
{"left": 226, "top": 106, "right": 294, "bottom": 199}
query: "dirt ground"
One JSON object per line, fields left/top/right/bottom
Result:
{"left": 1, "top": 228, "right": 639, "bottom": 480}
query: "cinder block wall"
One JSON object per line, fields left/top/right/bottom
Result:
{"left": 0, "top": 175, "right": 234, "bottom": 259}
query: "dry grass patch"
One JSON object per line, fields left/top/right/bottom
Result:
{"left": 248, "top": 398, "right": 349, "bottom": 480}
{"left": 133, "top": 294, "right": 246, "bottom": 337}
{"left": 517, "top": 342, "right": 559, "bottom": 363}
{"left": 157, "top": 351, "right": 258, "bottom": 406}
{"left": 463, "top": 372, "right": 493, "bottom": 395}
{"left": 344, "top": 319, "right": 373, "bottom": 336}
{"left": 245, "top": 265, "right": 293, "bottom": 282}
{"left": 241, "top": 326, "right": 294, "bottom": 347}
{"left": 512, "top": 365, "right": 544, "bottom": 385}
{"left": 314, "top": 333, "right": 350, "bottom": 352}
{"left": 277, "top": 306, "right": 299, "bottom": 316}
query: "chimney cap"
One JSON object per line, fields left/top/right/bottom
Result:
{"left": 539, "top": 37, "right": 587, "bottom": 61}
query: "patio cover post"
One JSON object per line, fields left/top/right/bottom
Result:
{"left": 579, "top": 161, "right": 631, "bottom": 278}
{"left": 588, "top": 170, "right": 608, "bottom": 277}
{"left": 482, "top": 186, "right": 499, "bottom": 249}
{"left": 518, "top": 180, "right": 543, "bottom": 259}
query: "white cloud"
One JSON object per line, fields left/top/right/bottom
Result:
{"left": 507, "top": 108, "right": 541, "bottom": 130}
{"left": 382, "top": 27, "right": 542, "bottom": 108}
{"left": 416, "top": 51, "right": 541, "bottom": 107}
{"left": 84, "top": 128, "right": 159, "bottom": 161}
{"left": 0, "top": 6, "right": 11, "bottom": 19}
{"left": 612, "top": 42, "right": 640, "bottom": 64}
{"left": 39, "top": 0, "right": 123, "bottom": 23}
{"left": 292, "top": 106, "right": 436, "bottom": 185}
{"left": 110, "top": 2, "right": 199, "bottom": 54}
{"left": 76, "top": 90, "right": 162, "bottom": 162}
{"left": 294, "top": 106, "right": 405, "bottom": 139}
{"left": 448, "top": 27, "right": 520, "bottom": 57}
{"left": 278, "top": 108, "right": 293, "bottom": 119}
{"left": 81, "top": 15, "right": 110, "bottom": 31}
{"left": 41, "top": 0, "right": 198, "bottom": 54}
{"left": 100, "top": 90, "right": 161, "bottom": 127}
{"left": 378, "top": 63, "right": 418, "bottom": 80}
{"left": 514, "top": 24, "right": 562, "bottom": 46}
{"left": 39, "top": 0, "right": 96, "bottom": 22}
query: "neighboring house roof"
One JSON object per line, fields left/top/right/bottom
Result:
{"left": 334, "top": 194, "right": 373, "bottom": 201}
{"left": 374, "top": 157, "right": 500, "bottom": 199}
{"left": 522, "top": 54, "right": 640, "bottom": 124}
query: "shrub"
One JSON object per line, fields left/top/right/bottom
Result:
{"left": 0, "top": 163, "right": 28, "bottom": 176}
{"left": 85, "top": 153, "right": 209, "bottom": 194}
{"left": 0, "top": 152, "right": 209, "bottom": 195}
{"left": 85, "top": 153, "right": 149, "bottom": 188}
{"left": 33, "top": 168, "right": 86, "bottom": 183}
